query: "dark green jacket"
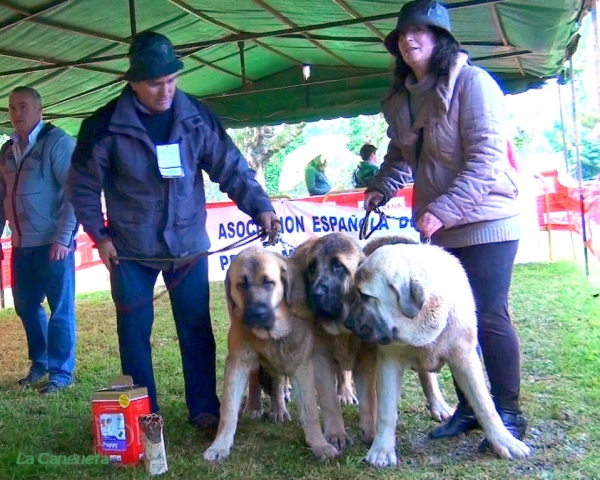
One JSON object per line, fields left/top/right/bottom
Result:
{"left": 353, "top": 161, "right": 379, "bottom": 188}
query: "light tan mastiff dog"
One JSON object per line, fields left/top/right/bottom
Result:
{"left": 294, "top": 233, "right": 453, "bottom": 448}
{"left": 203, "top": 246, "right": 339, "bottom": 463}
{"left": 344, "top": 243, "right": 531, "bottom": 467}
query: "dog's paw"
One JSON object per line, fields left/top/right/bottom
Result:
{"left": 338, "top": 390, "right": 359, "bottom": 406}
{"left": 490, "top": 435, "right": 531, "bottom": 460}
{"left": 326, "top": 431, "right": 353, "bottom": 451}
{"left": 311, "top": 442, "right": 340, "bottom": 461}
{"left": 242, "top": 405, "right": 263, "bottom": 419}
{"left": 360, "top": 424, "right": 376, "bottom": 446}
{"left": 268, "top": 405, "right": 292, "bottom": 422}
{"left": 203, "top": 444, "right": 232, "bottom": 464}
{"left": 428, "top": 398, "right": 455, "bottom": 422}
{"left": 365, "top": 445, "right": 397, "bottom": 468}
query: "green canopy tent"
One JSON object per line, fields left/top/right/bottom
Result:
{"left": 0, "top": 0, "right": 590, "bottom": 135}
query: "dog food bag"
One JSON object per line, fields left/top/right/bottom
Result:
{"left": 139, "top": 413, "right": 168, "bottom": 475}
{"left": 92, "top": 375, "right": 150, "bottom": 465}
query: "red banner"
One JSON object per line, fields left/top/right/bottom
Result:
{"left": 535, "top": 170, "right": 600, "bottom": 260}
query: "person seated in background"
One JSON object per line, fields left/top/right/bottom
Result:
{"left": 353, "top": 143, "right": 380, "bottom": 188}
{"left": 305, "top": 154, "right": 332, "bottom": 196}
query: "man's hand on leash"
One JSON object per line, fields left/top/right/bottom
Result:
{"left": 364, "top": 190, "right": 385, "bottom": 212}
{"left": 257, "top": 211, "right": 281, "bottom": 245}
{"left": 97, "top": 239, "right": 119, "bottom": 271}
{"left": 416, "top": 212, "right": 443, "bottom": 241}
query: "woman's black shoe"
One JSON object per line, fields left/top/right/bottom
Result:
{"left": 429, "top": 407, "right": 480, "bottom": 439}
{"left": 478, "top": 410, "right": 527, "bottom": 451}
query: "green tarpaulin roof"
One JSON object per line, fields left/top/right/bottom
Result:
{"left": 0, "top": 0, "right": 590, "bottom": 135}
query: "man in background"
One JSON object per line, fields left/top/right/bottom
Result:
{"left": 0, "top": 86, "right": 77, "bottom": 394}
{"left": 353, "top": 143, "right": 380, "bottom": 188}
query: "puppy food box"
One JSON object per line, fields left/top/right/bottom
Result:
{"left": 92, "top": 375, "right": 151, "bottom": 465}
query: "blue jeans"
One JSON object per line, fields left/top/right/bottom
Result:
{"left": 110, "top": 257, "right": 219, "bottom": 421}
{"left": 11, "top": 244, "right": 77, "bottom": 385}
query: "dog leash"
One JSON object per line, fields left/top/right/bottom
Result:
{"left": 359, "top": 207, "right": 431, "bottom": 244}
{"left": 359, "top": 207, "right": 386, "bottom": 240}
{"left": 111, "top": 226, "right": 280, "bottom": 262}
{"left": 265, "top": 235, "right": 298, "bottom": 257}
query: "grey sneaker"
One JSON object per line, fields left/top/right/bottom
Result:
{"left": 18, "top": 371, "right": 47, "bottom": 388}
{"left": 39, "top": 380, "right": 74, "bottom": 395}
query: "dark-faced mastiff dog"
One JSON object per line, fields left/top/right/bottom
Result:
{"left": 345, "top": 243, "right": 531, "bottom": 467}
{"left": 203, "top": 246, "right": 339, "bottom": 463}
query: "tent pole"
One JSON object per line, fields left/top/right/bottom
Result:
{"left": 129, "top": 0, "right": 137, "bottom": 37}
{"left": 238, "top": 41, "right": 247, "bottom": 87}
{"left": 568, "top": 58, "right": 590, "bottom": 277}
{"left": 557, "top": 82, "right": 570, "bottom": 172}
{"left": 557, "top": 81, "right": 577, "bottom": 258}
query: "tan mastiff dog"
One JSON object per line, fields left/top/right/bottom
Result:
{"left": 203, "top": 246, "right": 339, "bottom": 463}
{"left": 295, "top": 233, "right": 453, "bottom": 448}
{"left": 344, "top": 243, "right": 531, "bottom": 467}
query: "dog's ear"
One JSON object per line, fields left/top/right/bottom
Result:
{"left": 224, "top": 269, "right": 232, "bottom": 305}
{"left": 402, "top": 278, "right": 425, "bottom": 318}
{"left": 281, "top": 263, "right": 290, "bottom": 303}
{"left": 390, "top": 273, "right": 425, "bottom": 319}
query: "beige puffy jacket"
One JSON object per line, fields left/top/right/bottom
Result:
{"left": 371, "top": 52, "right": 520, "bottom": 232}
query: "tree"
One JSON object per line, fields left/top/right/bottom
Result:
{"left": 512, "top": 126, "right": 533, "bottom": 152}
{"left": 202, "top": 124, "right": 306, "bottom": 202}
{"left": 228, "top": 124, "right": 306, "bottom": 187}
{"left": 345, "top": 114, "right": 388, "bottom": 155}
{"left": 544, "top": 120, "right": 600, "bottom": 180}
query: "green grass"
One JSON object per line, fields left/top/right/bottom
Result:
{"left": 0, "top": 261, "right": 599, "bottom": 479}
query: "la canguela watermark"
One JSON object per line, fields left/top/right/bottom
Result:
{"left": 16, "top": 453, "right": 110, "bottom": 466}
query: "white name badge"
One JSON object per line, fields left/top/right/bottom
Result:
{"left": 156, "top": 144, "right": 184, "bottom": 178}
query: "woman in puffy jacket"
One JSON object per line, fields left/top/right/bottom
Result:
{"left": 364, "top": 0, "right": 527, "bottom": 448}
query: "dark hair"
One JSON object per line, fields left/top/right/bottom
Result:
{"left": 390, "top": 27, "right": 459, "bottom": 93}
{"left": 10, "top": 86, "right": 42, "bottom": 108}
{"left": 359, "top": 144, "right": 377, "bottom": 161}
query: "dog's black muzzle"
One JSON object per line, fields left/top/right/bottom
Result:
{"left": 309, "top": 282, "right": 343, "bottom": 319}
{"left": 345, "top": 307, "right": 394, "bottom": 345}
{"left": 243, "top": 302, "right": 275, "bottom": 329}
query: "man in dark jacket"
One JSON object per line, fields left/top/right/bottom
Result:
{"left": 0, "top": 86, "right": 77, "bottom": 394}
{"left": 68, "top": 31, "right": 279, "bottom": 430}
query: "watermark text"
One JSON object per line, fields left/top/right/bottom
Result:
{"left": 16, "top": 453, "right": 110, "bottom": 465}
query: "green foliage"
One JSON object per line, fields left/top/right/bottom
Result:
{"left": 345, "top": 114, "right": 388, "bottom": 155}
{"left": 228, "top": 124, "right": 306, "bottom": 174}
{"left": 513, "top": 126, "right": 533, "bottom": 151}
{"left": 264, "top": 133, "right": 307, "bottom": 195}
{"left": 544, "top": 120, "right": 600, "bottom": 180}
